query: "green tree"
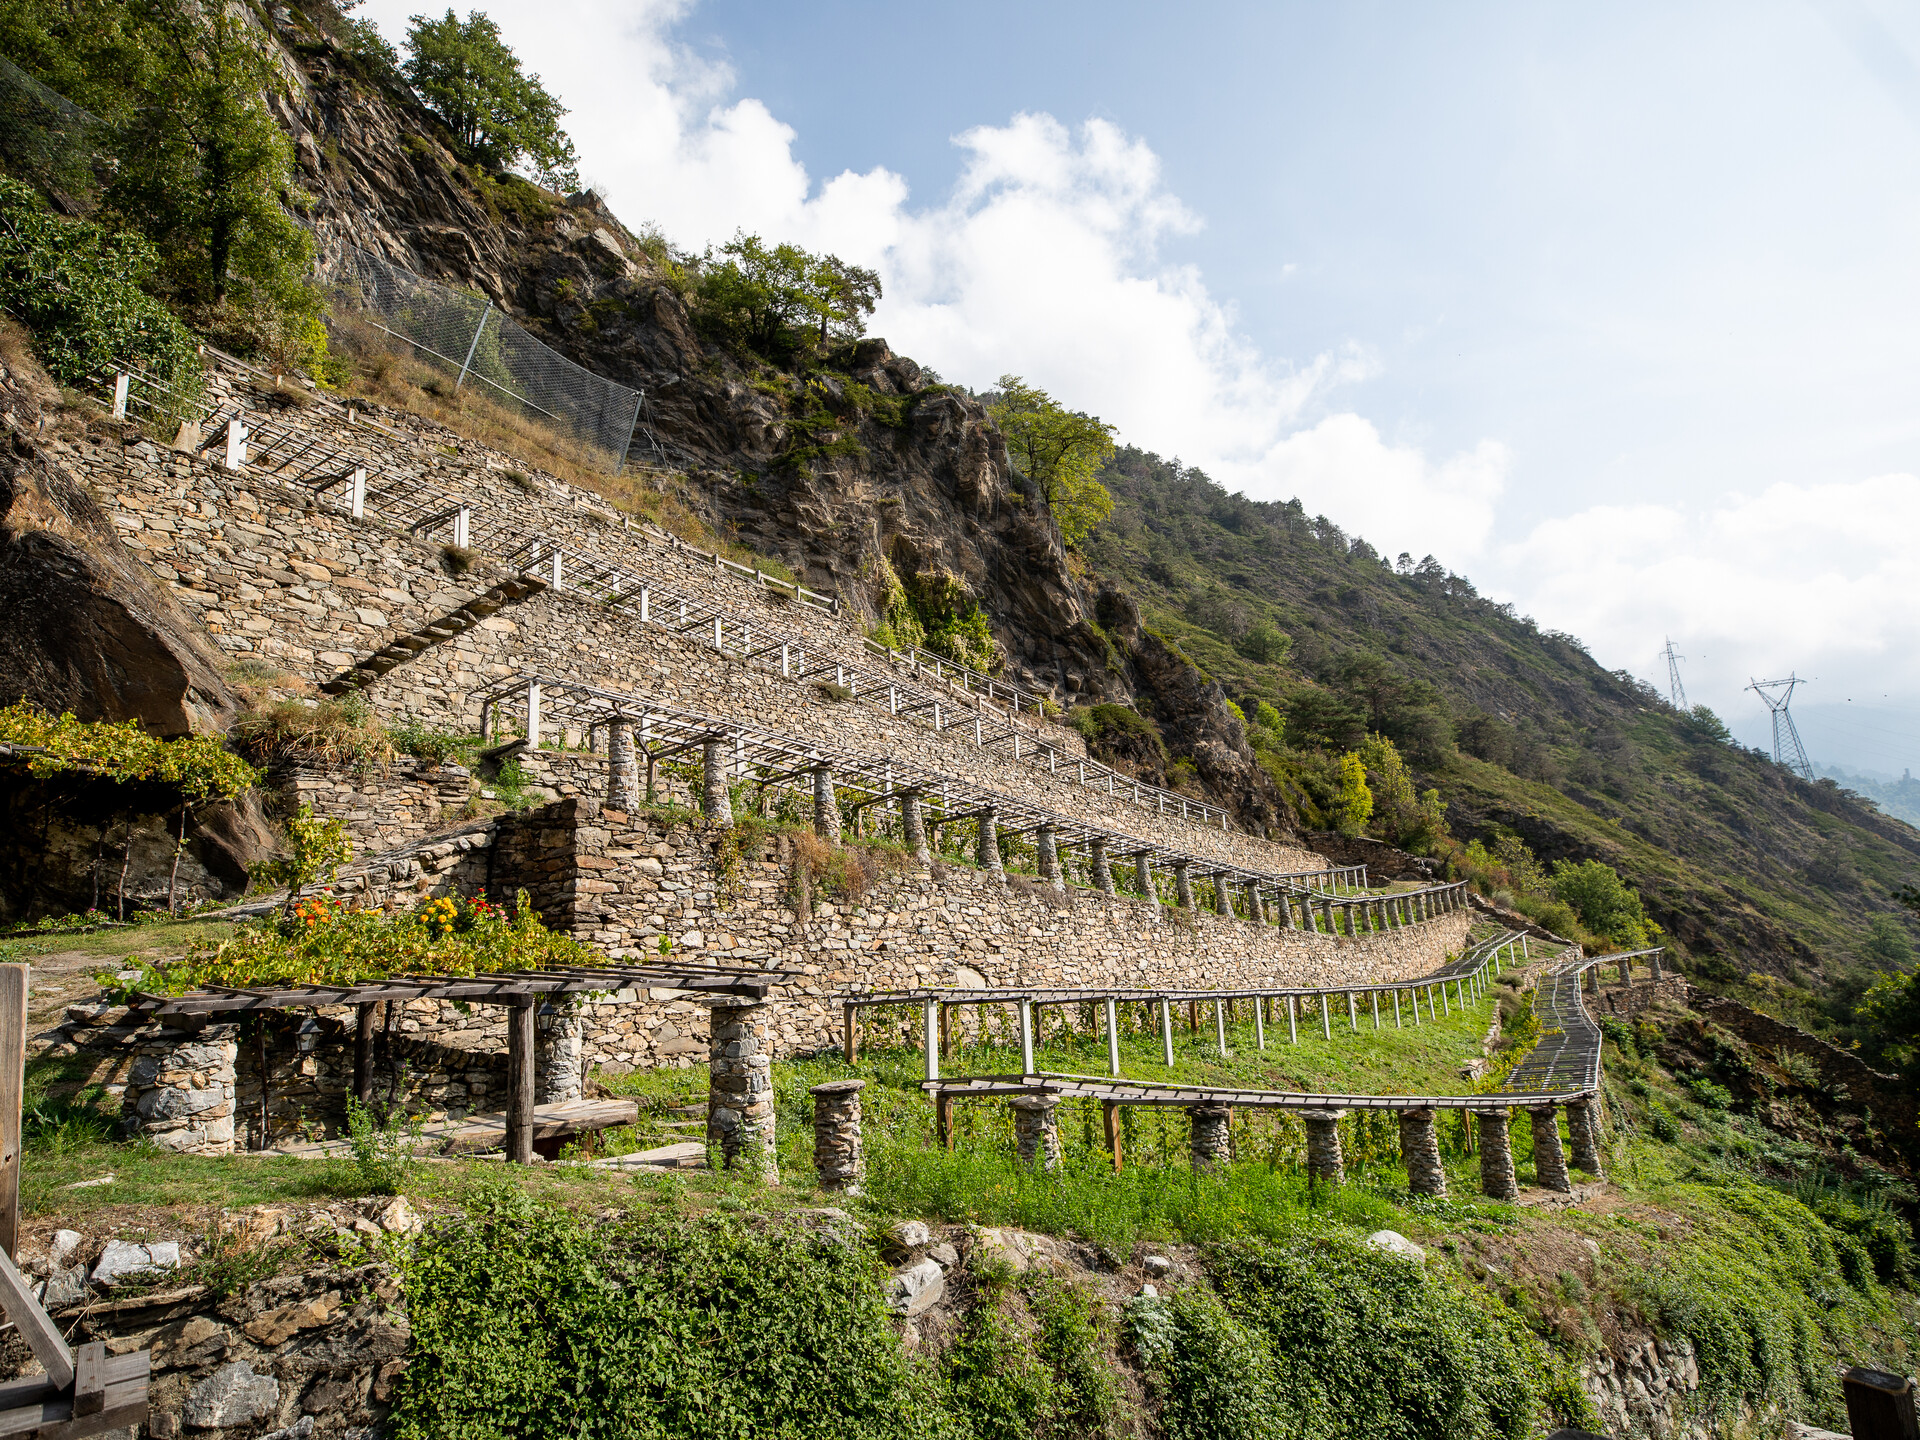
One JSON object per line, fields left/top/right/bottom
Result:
{"left": 1331, "top": 751, "right": 1373, "bottom": 837}
{"left": 989, "top": 376, "right": 1117, "bottom": 546}
{"left": 1862, "top": 913, "right": 1914, "bottom": 968}
{"left": 403, "top": 9, "right": 579, "bottom": 188}
{"left": 254, "top": 803, "right": 354, "bottom": 920}
{"left": 693, "top": 232, "right": 879, "bottom": 363}
{"left": 1855, "top": 964, "right": 1920, "bottom": 1077}
{"left": 1549, "top": 860, "right": 1652, "bottom": 948}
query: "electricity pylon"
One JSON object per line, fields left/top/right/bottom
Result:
{"left": 1660, "top": 638, "right": 1687, "bottom": 709}
{"left": 1746, "top": 674, "right": 1814, "bottom": 780}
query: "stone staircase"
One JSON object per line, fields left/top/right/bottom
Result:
{"left": 319, "top": 574, "right": 548, "bottom": 695}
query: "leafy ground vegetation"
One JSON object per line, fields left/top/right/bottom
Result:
{"left": 15, "top": 947, "right": 1917, "bottom": 1438}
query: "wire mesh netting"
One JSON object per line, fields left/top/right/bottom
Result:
{"left": 325, "top": 245, "right": 644, "bottom": 470}
{"left": 0, "top": 50, "right": 102, "bottom": 203}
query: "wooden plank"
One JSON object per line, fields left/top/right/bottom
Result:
{"left": 0, "top": 1348, "right": 147, "bottom": 1439}
{"left": 0, "top": 1245, "right": 72, "bottom": 1390}
{"left": 0, "top": 966, "right": 21, "bottom": 1259}
{"left": 70, "top": 1344, "right": 103, "bottom": 1417}
{"left": 354, "top": 1003, "right": 375, "bottom": 1106}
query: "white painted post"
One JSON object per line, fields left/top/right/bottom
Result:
{"left": 933, "top": 702, "right": 942, "bottom": 730}
{"left": 1521, "top": 935, "right": 1530, "bottom": 959}
{"left": 1287, "top": 995, "right": 1299, "bottom": 1044}
{"left": 1348, "top": 992, "right": 1358, "bottom": 1033}
{"left": 1393, "top": 989, "right": 1403, "bottom": 1028}
{"left": 525, "top": 681, "right": 542, "bottom": 751}
{"left": 924, "top": 999, "right": 939, "bottom": 1083}
{"left": 223, "top": 417, "right": 248, "bottom": 470}
{"left": 1019, "top": 999, "right": 1035, "bottom": 1075}
{"left": 780, "top": 643, "right": 790, "bottom": 676}
{"left": 349, "top": 468, "right": 366, "bottom": 519}
{"left": 975, "top": 714, "right": 982, "bottom": 746}
{"left": 1105, "top": 997, "right": 1120, "bottom": 1077}
{"left": 1254, "top": 997, "right": 1266, "bottom": 1049}
{"left": 111, "top": 372, "right": 129, "bottom": 420}
{"left": 639, "top": 587, "right": 651, "bottom": 622}
{"left": 452, "top": 506, "right": 470, "bottom": 549}
{"left": 1372, "top": 991, "right": 1381, "bottom": 1029}
{"left": 1320, "top": 994, "right": 1332, "bottom": 1040}
{"left": 1215, "top": 999, "right": 1228, "bottom": 1056}
{"left": 1160, "top": 999, "right": 1175, "bottom": 1066}
{"left": 890, "top": 686, "right": 898, "bottom": 715}
{"left": 550, "top": 552, "right": 563, "bottom": 587}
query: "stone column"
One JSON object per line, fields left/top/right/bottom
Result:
{"left": 812, "top": 762, "right": 841, "bottom": 841}
{"left": 1397, "top": 1106, "right": 1447, "bottom": 1196}
{"left": 900, "top": 790, "right": 931, "bottom": 865}
{"left": 1010, "top": 1095, "right": 1061, "bottom": 1170}
{"left": 122, "top": 1022, "right": 239, "bottom": 1155}
{"left": 976, "top": 808, "right": 1004, "bottom": 880}
{"left": 1089, "top": 837, "right": 1116, "bottom": 895}
{"left": 708, "top": 1001, "right": 778, "bottom": 1183}
{"left": 1188, "top": 1103, "right": 1233, "bottom": 1168}
{"left": 811, "top": 1079, "right": 865, "bottom": 1193}
{"left": 1135, "top": 853, "right": 1154, "bottom": 900}
{"left": 1304, "top": 1110, "right": 1347, "bottom": 1186}
{"left": 1036, "top": 824, "right": 1064, "bottom": 891}
{"left": 1211, "top": 872, "right": 1232, "bottom": 916}
{"left": 1173, "top": 861, "right": 1194, "bottom": 910}
{"left": 606, "top": 718, "right": 641, "bottom": 813}
{"left": 702, "top": 737, "right": 734, "bottom": 825}
{"left": 1529, "top": 1105, "right": 1572, "bottom": 1192}
{"left": 1247, "top": 884, "right": 1266, "bottom": 925}
{"left": 535, "top": 1000, "right": 583, "bottom": 1104}
{"left": 1650, "top": 952, "right": 1664, "bottom": 980}
{"left": 1475, "top": 1108, "right": 1518, "bottom": 1201}
{"left": 1566, "top": 1096, "right": 1604, "bottom": 1178}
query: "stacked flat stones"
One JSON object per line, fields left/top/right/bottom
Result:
{"left": 1304, "top": 1110, "right": 1346, "bottom": 1185}
{"left": 811, "top": 1079, "right": 865, "bottom": 1192}
{"left": 1011, "top": 1095, "right": 1061, "bottom": 1170}
{"left": 708, "top": 1001, "right": 778, "bottom": 1181}
{"left": 1187, "top": 1104, "right": 1233, "bottom": 1168}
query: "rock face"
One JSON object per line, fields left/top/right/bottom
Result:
{"left": 0, "top": 373, "right": 239, "bottom": 737}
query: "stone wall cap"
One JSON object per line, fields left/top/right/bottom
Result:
{"left": 810, "top": 1079, "right": 867, "bottom": 1095}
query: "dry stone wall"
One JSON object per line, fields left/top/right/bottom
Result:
{"left": 66, "top": 417, "right": 1320, "bottom": 880}
{"left": 487, "top": 798, "right": 1472, "bottom": 1061}
{"left": 281, "top": 760, "right": 475, "bottom": 853}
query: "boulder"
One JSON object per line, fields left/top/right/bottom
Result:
{"left": 92, "top": 1239, "right": 180, "bottom": 1287}
{"left": 1142, "top": 1254, "right": 1173, "bottom": 1277}
{"left": 185, "top": 1360, "right": 280, "bottom": 1429}
{"left": 885, "top": 1260, "right": 945, "bottom": 1317}
{"left": 889, "top": 1220, "right": 932, "bottom": 1253}
{"left": 1365, "top": 1230, "right": 1427, "bottom": 1264}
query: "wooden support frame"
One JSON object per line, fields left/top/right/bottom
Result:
{"left": 0, "top": 966, "right": 22, "bottom": 1258}
{"left": 506, "top": 995, "right": 537, "bottom": 1165}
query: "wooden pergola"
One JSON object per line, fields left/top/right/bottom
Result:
{"left": 127, "top": 959, "right": 784, "bottom": 1163}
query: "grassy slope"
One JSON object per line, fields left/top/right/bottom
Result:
{"left": 1081, "top": 448, "right": 1920, "bottom": 985}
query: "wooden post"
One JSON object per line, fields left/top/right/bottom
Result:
{"left": 938, "top": 1093, "right": 955, "bottom": 1150}
{"left": 843, "top": 1002, "right": 858, "bottom": 1064}
{"left": 1103, "top": 1101, "right": 1122, "bottom": 1173}
{"left": 0, "top": 1246, "right": 72, "bottom": 1389}
{"left": 0, "top": 966, "right": 22, "bottom": 1259}
{"left": 353, "top": 1003, "right": 375, "bottom": 1107}
{"left": 506, "top": 996, "right": 536, "bottom": 1164}
{"left": 254, "top": 1022, "right": 269, "bottom": 1152}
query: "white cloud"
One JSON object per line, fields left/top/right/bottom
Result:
{"left": 1498, "top": 473, "right": 1920, "bottom": 704}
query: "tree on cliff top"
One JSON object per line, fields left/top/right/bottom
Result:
{"left": 404, "top": 9, "right": 579, "bottom": 189}
{"left": 989, "top": 376, "right": 1117, "bottom": 546}
{"left": 693, "top": 232, "right": 880, "bottom": 364}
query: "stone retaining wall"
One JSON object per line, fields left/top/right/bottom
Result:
{"left": 280, "top": 761, "right": 475, "bottom": 854}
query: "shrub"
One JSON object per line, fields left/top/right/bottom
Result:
{"left": 232, "top": 696, "right": 397, "bottom": 771}
{"left": 0, "top": 176, "right": 202, "bottom": 386}
{"left": 1548, "top": 859, "right": 1652, "bottom": 948}
{"left": 0, "top": 701, "right": 257, "bottom": 799}
{"left": 343, "top": 1095, "right": 424, "bottom": 1195}
{"left": 1330, "top": 752, "right": 1373, "bottom": 837}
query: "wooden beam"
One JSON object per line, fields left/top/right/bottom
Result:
{"left": 70, "top": 1344, "right": 103, "bottom": 1417}
{"left": 0, "top": 966, "right": 23, "bottom": 1259}
{"left": 1103, "top": 1101, "right": 1122, "bottom": 1173}
{"left": 506, "top": 996, "right": 535, "bottom": 1164}
{"left": 354, "top": 1003, "right": 375, "bottom": 1106}
{"left": 0, "top": 1348, "right": 148, "bottom": 1439}
{"left": 0, "top": 1246, "right": 72, "bottom": 1389}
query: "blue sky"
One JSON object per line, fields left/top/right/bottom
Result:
{"left": 361, "top": 0, "right": 1920, "bottom": 773}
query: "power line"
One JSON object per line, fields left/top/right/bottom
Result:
{"left": 1659, "top": 638, "right": 1687, "bottom": 709}
{"left": 1745, "top": 674, "right": 1814, "bottom": 780}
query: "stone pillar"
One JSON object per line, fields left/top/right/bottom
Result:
{"left": 1174, "top": 861, "right": 1194, "bottom": 910}
{"left": 976, "top": 808, "right": 1004, "bottom": 880}
{"left": 1398, "top": 1106, "right": 1447, "bottom": 1196}
{"left": 1211, "top": 872, "right": 1232, "bottom": 916}
{"left": 1475, "top": 1108, "right": 1518, "bottom": 1201}
{"left": 702, "top": 737, "right": 734, "bottom": 825}
{"left": 1010, "top": 1095, "right": 1061, "bottom": 1170}
{"left": 811, "top": 1079, "right": 865, "bottom": 1193}
{"left": 535, "top": 1000, "right": 583, "bottom": 1104}
{"left": 1281, "top": 892, "right": 1298, "bottom": 929}
{"left": 708, "top": 1002, "right": 778, "bottom": 1182}
{"left": 901, "top": 790, "right": 931, "bottom": 865}
{"left": 1304, "top": 1110, "right": 1347, "bottom": 1186}
{"left": 1566, "top": 1096, "right": 1604, "bottom": 1177}
{"left": 1188, "top": 1103, "right": 1233, "bottom": 1168}
{"left": 1247, "top": 884, "right": 1266, "bottom": 925}
{"left": 606, "top": 718, "right": 641, "bottom": 813}
{"left": 122, "top": 1022, "right": 239, "bottom": 1155}
{"left": 1650, "top": 952, "right": 1664, "bottom": 980}
{"left": 1529, "top": 1105, "right": 1572, "bottom": 1192}
{"left": 1090, "top": 838, "right": 1116, "bottom": 895}
{"left": 1036, "top": 825, "right": 1064, "bottom": 891}
{"left": 1135, "top": 853, "right": 1153, "bottom": 900}
{"left": 812, "top": 762, "right": 841, "bottom": 841}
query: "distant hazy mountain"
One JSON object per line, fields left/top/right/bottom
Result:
{"left": 1817, "top": 764, "right": 1920, "bottom": 828}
